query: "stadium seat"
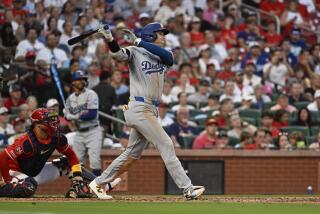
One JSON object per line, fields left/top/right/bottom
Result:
{"left": 311, "top": 126, "right": 319, "bottom": 136}
{"left": 10, "top": 107, "right": 20, "bottom": 115}
{"left": 228, "top": 136, "right": 240, "bottom": 146}
{"left": 181, "top": 135, "right": 196, "bottom": 149}
{"left": 294, "top": 102, "right": 310, "bottom": 110}
{"left": 264, "top": 101, "right": 276, "bottom": 110}
{"left": 190, "top": 109, "right": 204, "bottom": 118}
{"left": 238, "top": 109, "right": 261, "bottom": 119}
{"left": 310, "top": 111, "right": 320, "bottom": 123}
{"left": 241, "top": 117, "right": 256, "bottom": 126}
{"left": 280, "top": 126, "right": 310, "bottom": 137}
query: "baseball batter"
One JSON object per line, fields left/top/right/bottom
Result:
{"left": 64, "top": 70, "right": 102, "bottom": 176}
{"left": 89, "top": 23, "right": 205, "bottom": 200}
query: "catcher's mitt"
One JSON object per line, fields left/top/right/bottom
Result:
{"left": 65, "top": 176, "right": 93, "bottom": 198}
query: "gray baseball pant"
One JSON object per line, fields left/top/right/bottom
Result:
{"left": 95, "top": 101, "right": 193, "bottom": 192}
{"left": 73, "top": 126, "right": 102, "bottom": 170}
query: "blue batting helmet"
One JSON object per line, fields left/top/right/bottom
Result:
{"left": 71, "top": 70, "right": 88, "bottom": 81}
{"left": 140, "top": 22, "right": 169, "bottom": 42}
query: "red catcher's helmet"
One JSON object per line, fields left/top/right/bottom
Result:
{"left": 31, "top": 108, "right": 59, "bottom": 136}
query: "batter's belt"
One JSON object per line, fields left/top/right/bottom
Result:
{"left": 129, "top": 96, "right": 160, "bottom": 107}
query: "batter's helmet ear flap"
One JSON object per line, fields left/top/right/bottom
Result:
{"left": 141, "top": 22, "right": 169, "bottom": 42}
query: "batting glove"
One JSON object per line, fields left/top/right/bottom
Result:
{"left": 98, "top": 27, "right": 113, "bottom": 42}
{"left": 122, "top": 29, "right": 141, "bottom": 46}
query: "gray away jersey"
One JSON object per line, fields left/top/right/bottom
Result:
{"left": 65, "top": 88, "right": 99, "bottom": 129}
{"left": 111, "top": 46, "right": 171, "bottom": 101}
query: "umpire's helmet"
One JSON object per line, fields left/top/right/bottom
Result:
{"left": 71, "top": 70, "right": 88, "bottom": 82}
{"left": 141, "top": 22, "right": 169, "bottom": 42}
{"left": 31, "top": 108, "right": 59, "bottom": 136}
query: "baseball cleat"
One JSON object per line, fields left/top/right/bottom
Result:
{"left": 105, "top": 177, "right": 122, "bottom": 192}
{"left": 89, "top": 180, "right": 113, "bottom": 200}
{"left": 184, "top": 186, "right": 205, "bottom": 200}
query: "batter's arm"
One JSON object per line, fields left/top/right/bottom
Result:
{"left": 139, "top": 41, "right": 173, "bottom": 66}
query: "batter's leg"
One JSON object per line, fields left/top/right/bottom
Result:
{"left": 135, "top": 110, "right": 193, "bottom": 192}
{"left": 33, "top": 163, "right": 60, "bottom": 185}
{"left": 86, "top": 127, "right": 102, "bottom": 175}
{"left": 73, "top": 132, "right": 87, "bottom": 165}
{"left": 95, "top": 128, "right": 148, "bottom": 185}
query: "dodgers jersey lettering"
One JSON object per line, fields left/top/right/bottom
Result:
{"left": 112, "top": 46, "right": 169, "bottom": 100}
{"left": 65, "top": 88, "right": 99, "bottom": 129}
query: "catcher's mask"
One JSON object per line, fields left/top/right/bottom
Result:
{"left": 31, "top": 108, "right": 60, "bottom": 136}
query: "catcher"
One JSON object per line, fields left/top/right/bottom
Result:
{"left": 0, "top": 108, "right": 104, "bottom": 198}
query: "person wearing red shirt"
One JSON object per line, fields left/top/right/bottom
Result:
{"left": 217, "top": 58, "right": 235, "bottom": 82}
{"left": 0, "top": 108, "right": 100, "bottom": 198}
{"left": 4, "top": 84, "right": 26, "bottom": 111}
{"left": 260, "top": 0, "right": 285, "bottom": 18}
{"left": 189, "top": 17, "right": 205, "bottom": 46}
{"left": 192, "top": 117, "right": 218, "bottom": 149}
{"left": 261, "top": 111, "right": 280, "bottom": 138}
{"left": 265, "top": 22, "right": 283, "bottom": 47}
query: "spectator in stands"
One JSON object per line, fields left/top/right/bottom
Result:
{"left": 111, "top": 70, "right": 129, "bottom": 97}
{"left": 263, "top": 48, "right": 294, "bottom": 88}
{"left": 26, "top": 95, "right": 38, "bottom": 111}
{"left": 251, "top": 84, "right": 271, "bottom": 110}
{"left": 226, "top": 3, "right": 244, "bottom": 27}
{"left": 272, "top": 109, "right": 289, "bottom": 129}
{"left": 158, "top": 103, "right": 174, "bottom": 127}
{"left": 288, "top": 131, "right": 306, "bottom": 150}
{"left": 192, "top": 117, "right": 218, "bottom": 150}
{"left": 310, "top": 44, "right": 320, "bottom": 74}
{"left": 227, "top": 112, "right": 257, "bottom": 139}
{"left": 154, "top": 0, "right": 186, "bottom": 25}
{"left": 75, "top": 14, "right": 89, "bottom": 35}
{"left": 58, "top": 1, "right": 79, "bottom": 25}
{"left": 0, "top": 107, "right": 15, "bottom": 137}
{"left": 234, "top": 131, "right": 255, "bottom": 150}
{"left": 219, "top": 15, "right": 237, "bottom": 49}
{"left": 243, "top": 60, "right": 262, "bottom": 88}
{"left": 198, "top": 44, "right": 220, "bottom": 76}
{"left": 204, "top": 30, "right": 228, "bottom": 64}
{"left": 188, "top": 16, "right": 205, "bottom": 46}
{"left": 201, "top": 94, "right": 219, "bottom": 112}
{"left": 214, "top": 98, "right": 234, "bottom": 129}
{"left": 254, "top": 128, "right": 276, "bottom": 150}
{"left": 59, "top": 20, "right": 78, "bottom": 51}
{"left": 238, "top": 94, "right": 253, "bottom": 110}
{"left": 276, "top": 132, "right": 291, "bottom": 150}
{"left": 168, "top": 107, "right": 198, "bottom": 148}
{"left": 309, "top": 131, "right": 320, "bottom": 151}
{"left": 288, "top": 27, "right": 307, "bottom": 57}
{"left": 270, "top": 94, "right": 297, "bottom": 113}
{"left": 18, "top": 103, "right": 31, "bottom": 129}
{"left": 219, "top": 80, "right": 242, "bottom": 103}
{"left": 293, "top": 107, "right": 314, "bottom": 128}
{"left": 309, "top": 1, "right": 320, "bottom": 33}
{"left": 217, "top": 58, "right": 235, "bottom": 82}
{"left": 260, "top": 0, "right": 285, "bottom": 18}
{"left": 210, "top": 78, "right": 224, "bottom": 97}
{"left": 92, "top": 72, "right": 116, "bottom": 134}
{"left": 265, "top": 21, "right": 283, "bottom": 47}
{"left": 187, "top": 79, "right": 210, "bottom": 106}
{"left": 281, "top": 39, "right": 298, "bottom": 67}
{"left": 7, "top": 117, "right": 25, "bottom": 145}
{"left": 216, "top": 131, "right": 231, "bottom": 149}
{"left": 170, "top": 73, "right": 196, "bottom": 99}
{"left": 280, "top": 0, "right": 310, "bottom": 29}
{"left": 307, "top": 90, "right": 320, "bottom": 112}
{"left": 179, "top": 32, "right": 198, "bottom": 63}
{"left": 161, "top": 80, "right": 177, "bottom": 104}
{"left": 288, "top": 82, "right": 306, "bottom": 105}
{"left": 46, "top": 98, "right": 70, "bottom": 133}
{"left": 1, "top": 22, "right": 18, "bottom": 48}
{"left": 4, "top": 84, "right": 26, "bottom": 111}
{"left": 261, "top": 111, "right": 280, "bottom": 138}
{"left": 87, "top": 63, "right": 100, "bottom": 89}
{"left": 172, "top": 92, "right": 195, "bottom": 112}
{"left": 14, "top": 27, "right": 44, "bottom": 61}
{"left": 35, "top": 33, "right": 68, "bottom": 68}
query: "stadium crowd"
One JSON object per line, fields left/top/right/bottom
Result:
{"left": 0, "top": 0, "right": 320, "bottom": 151}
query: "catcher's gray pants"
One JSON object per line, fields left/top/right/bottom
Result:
{"left": 73, "top": 126, "right": 102, "bottom": 170}
{"left": 95, "top": 101, "right": 193, "bottom": 192}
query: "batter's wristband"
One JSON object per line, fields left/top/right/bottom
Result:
{"left": 71, "top": 164, "right": 82, "bottom": 173}
{"left": 108, "top": 40, "right": 121, "bottom": 52}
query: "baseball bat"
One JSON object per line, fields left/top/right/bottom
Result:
{"left": 67, "top": 25, "right": 109, "bottom": 46}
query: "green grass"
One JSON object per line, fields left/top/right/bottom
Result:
{"left": 0, "top": 202, "right": 319, "bottom": 214}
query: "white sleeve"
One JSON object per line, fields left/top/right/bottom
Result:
{"left": 110, "top": 47, "right": 132, "bottom": 61}
{"left": 14, "top": 42, "right": 26, "bottom": 59}
{"left": 87, "top": 91, "right": 99, "bottom": 109}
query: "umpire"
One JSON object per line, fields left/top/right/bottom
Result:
{"left": 64, "top": 70, "right": 102, "bottom": 176}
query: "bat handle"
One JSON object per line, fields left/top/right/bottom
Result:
{"left": 103, "top": 25, "right": 109, "bottom": 30}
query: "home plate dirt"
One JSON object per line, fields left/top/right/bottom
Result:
{"left": 0, "top": 195, "right": 319, "bottom": 203}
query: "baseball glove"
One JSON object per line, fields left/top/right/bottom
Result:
{"left": 65, "top": 176, "right": 93, "bottom": 198}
